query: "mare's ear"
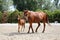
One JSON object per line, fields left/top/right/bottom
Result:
{"left": 28, "top": 11, "right": 31, "bottom": 16}
{"left": 24, "top": 10, "right": 28, "bottom": 13}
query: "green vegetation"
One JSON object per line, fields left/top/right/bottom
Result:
{"left": 0, "top": 11, "right": 2, "bottom": 23}
{"left": 0, "top": 0, "right": 60, "bottom": 23}
{"left": 42, "top": 9, "right": 60, "bottom": 23}
{"left": 0, "top": 9, "right": 60, "bottom": 23}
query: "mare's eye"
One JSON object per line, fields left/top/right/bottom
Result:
{"left": 25, "top": 14, "right": 27, "bottom": 16}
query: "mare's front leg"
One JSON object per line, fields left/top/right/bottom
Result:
{"left": 27, "top": 23, "right": 34, "bottom": 33}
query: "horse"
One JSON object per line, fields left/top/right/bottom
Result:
{"left": 17, "top": 15, "right": 25, "bottom": 32}
{"left": 24, "top": 10, "right": 50, "bottom": 33}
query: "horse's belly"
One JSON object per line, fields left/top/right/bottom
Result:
{"left": 34, "top": 18, "right": 40, "bottom": 23}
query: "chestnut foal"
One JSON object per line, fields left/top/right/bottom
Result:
{"left": 17, "top": 15, "right": 25, "bottom": 32}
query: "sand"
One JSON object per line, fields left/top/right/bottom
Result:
{"left": 0, "top": 23, "right": 60, "bottom": 40}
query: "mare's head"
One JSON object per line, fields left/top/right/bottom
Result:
{"left": 24, "top": 10, "right": 30, "bottom": 17}
{"left": 24, "top": 10, "right": 30, "bottom": 21}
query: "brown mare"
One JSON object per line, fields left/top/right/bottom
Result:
{"left": 17, "top": 15, "right": 25, "bottom": 32}
{"left": 24, "top": 10, "right": 50, "bottom": 33}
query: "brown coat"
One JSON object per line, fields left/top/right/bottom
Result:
{"left": 24, "top": 10, "right": 50, "bottom": 33}
{"left": 17, "top": 15, "right": 25, "bottom": 32}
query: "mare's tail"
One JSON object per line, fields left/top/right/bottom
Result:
{"left": 46, "top": 15, "right": 51, "bottom": 26}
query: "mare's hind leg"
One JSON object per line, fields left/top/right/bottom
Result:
{"left": 35, "top": 22, "right": 40, "bottom": 32}
{"left": 42, "top": 21, "right": 46, "bottom": 33}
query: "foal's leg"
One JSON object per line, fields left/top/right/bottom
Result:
{"left": 27, "top": 23, "right": 34, "bottom": 33}
{"left": 35, "top": 22, "right": 40, "bottom": 32}
{"left": 20, "top": 25, "right": 22, "bottom": 32}
{"left": 42, "top": 22, "right": 45, "bottom": 33}
{"left": 18, "top": 24, "right": 20, "bottom": 32}
{"left": 22, "top": 25, "right": 25, "bottom": 32}
{"left": 23, "top": 24, "right": 25, "bottom": 31}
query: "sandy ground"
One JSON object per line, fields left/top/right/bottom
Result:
{"left": 0, "top": 23, "right": 60, "bottom": 40}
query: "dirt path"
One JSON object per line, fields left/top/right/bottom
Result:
{"left": 0, "top": 23, "right": 60, "bottom": 40}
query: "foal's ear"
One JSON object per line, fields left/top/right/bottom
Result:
{"left": 18, "top": 15, "right": 20, "bottom": 18}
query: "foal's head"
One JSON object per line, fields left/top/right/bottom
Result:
{"left": 17, "top": 15, "right": 21, "bottom": 21}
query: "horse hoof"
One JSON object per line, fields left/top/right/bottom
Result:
{"left": 35, "top": 30, "right": 37, "bottom": 32}
{"left": 32, "top": 32, "right": 34, "bottom": 33}
{"left": 18, "top": 31, "right": 20, "bottom": 33}
{"left": 18, "top": 32, "right": 20, "bottom": 33}
{"left": 27, "top": 31, "right": 29, "bottom": 33}
{"left": 42, "top": 31, "right": 44, "bottom": 33}
{"left": 18, "top": 32, "right": 19, "bottom": 33}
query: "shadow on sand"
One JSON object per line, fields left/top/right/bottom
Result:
{"left": 2, "top": 32, "right": 38, "bottom": 36}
